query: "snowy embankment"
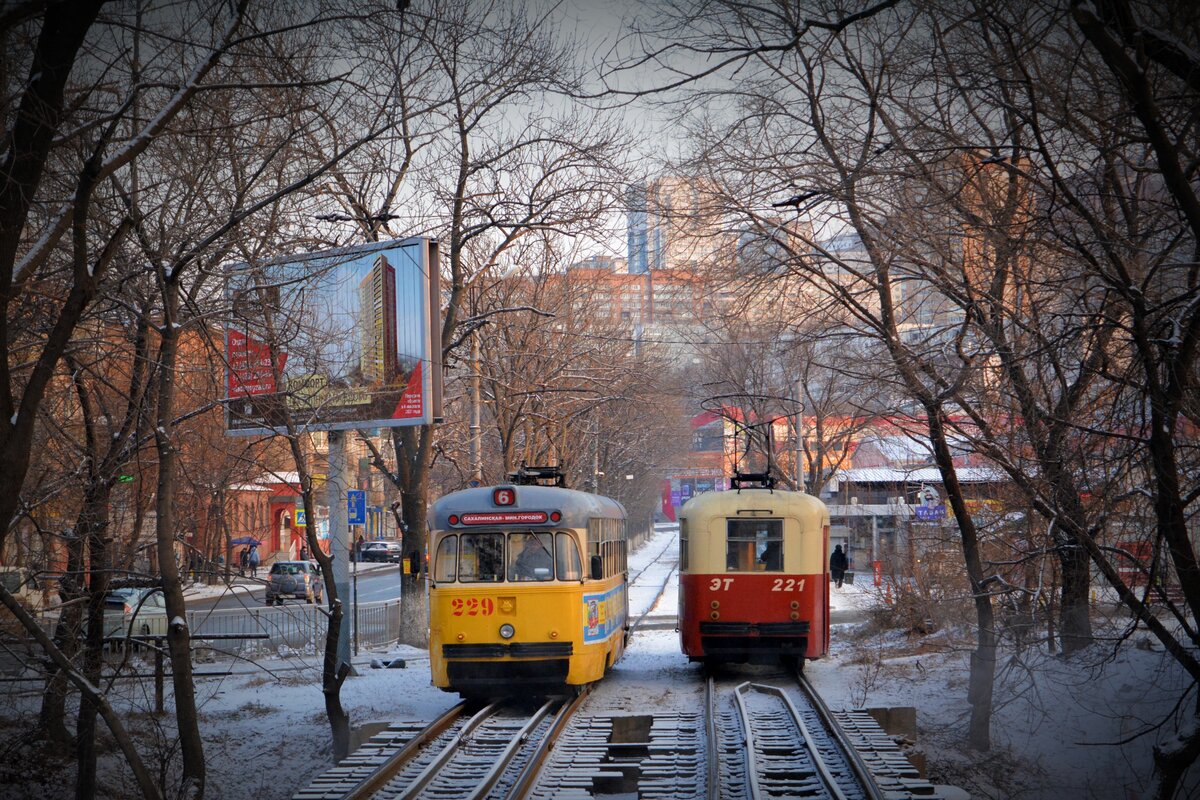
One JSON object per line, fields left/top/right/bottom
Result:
{"left": 0, "top": 523, "right": 1193, "bottom": 799}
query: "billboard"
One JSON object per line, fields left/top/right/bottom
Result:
{"left": 224, "top": 237, "right": 441, "bottom": 435}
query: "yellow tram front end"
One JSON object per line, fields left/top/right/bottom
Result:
{"left": 427, "top": 478, "right": 628, "bottom": 698}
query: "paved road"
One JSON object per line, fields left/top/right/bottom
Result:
{"left": 186, "top": 562, "right": 406, "bottom": 611}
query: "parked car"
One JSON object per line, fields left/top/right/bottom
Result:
{"left": 265, "top": 561, "right": 323, "bottom": 605}
{"left": 0, "top": 566, "right": 52, "bottom": 635}
{"left": 103, "top": 587, "right": 168, "bottom": 639}
{"left": 360, "top": 540, "right": 403, "bottom": 563}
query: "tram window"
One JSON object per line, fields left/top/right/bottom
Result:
{"left": 459, "top": 533, "right": 504, "bottom": 582}
{"left": 726, "top": 519, "right": 783, "bottom": 572}
{"left": 555, "top": 533, "right": 582, "bottom": 580}
{"left": 434, "top": 536, "right": 457, "bottom": 582}
{"left": 509, "top": 532, "right": 554, "bottom": 581}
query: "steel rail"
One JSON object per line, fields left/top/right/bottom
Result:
{"left": 794, "top": 669, "right": 888, "bottom": 800}
{"left": 463, "top": 699, "right": 558, "bottom": 800}
{"left": 394, "top": 701, "right": 502, "bottom": 800}
{"left": 737, "top": 681, "right": 852, "bottom": 800}
{"left": 504, "top": 687, "right": 591, "bottom": 799}
{"left": 342, "top": 701, "right": 467, "bottom": 800}
{"left": 704, "top": 675, "right": 721, "bottom": 800}
{"left": 732, "top": 682, "right": 766, "bottom": 800}
{"left": 627, "top": 533, "right": 678, "bottom": 586}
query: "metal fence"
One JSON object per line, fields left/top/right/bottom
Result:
{"left": 185, "top": 599, "right": 403, "bottom": 661}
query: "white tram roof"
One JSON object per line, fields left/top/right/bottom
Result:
{"left": 428, "top": 484, "right": 626, "bottom": 531}
{"left": 678, "top": 487, "right": 829, "bottom": 521}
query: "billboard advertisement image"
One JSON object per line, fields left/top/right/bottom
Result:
{"left": 224, "top": 237, "right": 441, "bottom": 435}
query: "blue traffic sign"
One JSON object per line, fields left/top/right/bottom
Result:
{"left": 915, "top": 504, "right": 946, "bottom": 521}
{"left": 348, "top": 490, "right": 366, "bottom": 525}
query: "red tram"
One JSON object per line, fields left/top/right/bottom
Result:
{"left": 678, "top": 474, "right": 831, "bottom": 664}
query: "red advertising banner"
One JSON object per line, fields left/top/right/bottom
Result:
{"left": 227, "top": 329, "right": 285, "bottom": 397}
{"left": 393, "top": 361, "right": 423, "bottom": 419}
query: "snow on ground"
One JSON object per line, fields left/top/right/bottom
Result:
{"left": 0, "top": 522, "right": 1195, "bottom": 799}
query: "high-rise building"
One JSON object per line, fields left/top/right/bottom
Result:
{"left": 627, "top": 176, "right": 726, "bottom": 274}
{"left": 358, "top": 254, "right": 398, "bottom": 386}
{"left": 626, "top": 183, "right": 648, "bottom": 274}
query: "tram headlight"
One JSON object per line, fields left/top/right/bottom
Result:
{"left": 499, "top": 623, "right": 515, "bottom": 640}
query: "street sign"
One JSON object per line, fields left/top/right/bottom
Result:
{"left": 915, "top": 504, "right": 946, "bottom": 521}
{"left": 295, "top": 508, "right": 307, "bottom": 527}
{"left": 348, "top": 490, "right": 366, "bottom": 525}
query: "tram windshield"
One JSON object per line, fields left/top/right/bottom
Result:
{"left": 509, "top": 532, "right": 554, "bottom": 581}
{"left": 458, "top": 532, "right": 505, "bottom": 582}
{"left": 726, "top": 519, "right": 783, "bottom": 572}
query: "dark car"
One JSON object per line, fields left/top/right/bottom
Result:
{"left": 265, "top": 561, "right": 323, "bottom": 605}
{"left": 360, "top": 540, "right": 403, "bottom": 563}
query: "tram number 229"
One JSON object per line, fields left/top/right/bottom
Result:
{"left": 707, "top": 578, "right": 806, "bottom": 592}
{"left": 451, "top": 598, "right": 495, "bottom": 616}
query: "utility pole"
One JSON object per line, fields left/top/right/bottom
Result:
{"left": 794, "top": 378, "right": 804, "bottom": 493}
{"left": 592, "top": 417, "right": 601, "bottom": 493}
{"left": 469, "top": 329, "right": 482, "bottom": 484}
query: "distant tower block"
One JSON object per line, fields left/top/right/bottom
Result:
{"left": 358, "top": 254, "right": 398, "bottom": 386}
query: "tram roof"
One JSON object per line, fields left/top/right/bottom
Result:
{"left": 428, "top": 484, "right": 626, "bottom": 530}
{"left": 678, "top": 487, "right": 829, "bottom": 520}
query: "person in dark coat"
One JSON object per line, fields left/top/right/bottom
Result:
{"left": 829, "top": 544, "right": 849, "bottom": 588}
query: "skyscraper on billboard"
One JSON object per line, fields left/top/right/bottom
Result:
{"left": 358, "top": 254, "right": 398, "bottom": 386}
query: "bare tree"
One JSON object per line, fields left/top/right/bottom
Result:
{"left": 327, "top": 0, "right": 631, "bottom": 643}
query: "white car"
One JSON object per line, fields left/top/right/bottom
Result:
{"left": 103, "top": 588, "right": 168, "bottom": 639}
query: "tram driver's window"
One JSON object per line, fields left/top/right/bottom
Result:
{"left": 509, "top": 531, "right": 554, "bottom": 581}
{"left": 726, "top": 519, "right": 783, "bottom": 572}
{"left": 459, "top": 533, "right": 504, "bottom": 582}
{"left": 555, "top": 533, "right": 582, "bottom": 581}
{"left": 434, "top": 536, "right": 457, "bottom": 582}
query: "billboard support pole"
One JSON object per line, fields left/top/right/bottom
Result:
{"left": 328, "top": 430, "right": 353, "bottom": 673}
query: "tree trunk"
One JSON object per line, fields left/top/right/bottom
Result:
{"left": 75, "top": 488, "right": 112, "bottom": 800}
{"left": 1057, "top": 541, "right": 1092, "bottom": 655}
{"left": 1151, "top": 706, "right": 1200, "bottom": 800}
{"left": 394, "top": 425, "right": 432, "bottom": 646}
{"left": 39, "top": 529, "right": 84, "bottom": 751}
{"left": 928, "top": 412, "right": 995, "bottom": 751}
{"left": 153, "top": 282, "right": 206, "bottom": 798}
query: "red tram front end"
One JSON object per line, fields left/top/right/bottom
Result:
{"left": 678, "top": 487, "right": 830, "bottom": 664}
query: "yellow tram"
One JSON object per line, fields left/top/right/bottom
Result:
{"left": 427, "top": 466, "right": 629, "bottom": 697}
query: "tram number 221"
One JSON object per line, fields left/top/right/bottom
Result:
{"left": 707, "top": 578, "right": 807, "bottom": 592}
{"left": 450, "top": 598, "right": 495, "bottom": 616}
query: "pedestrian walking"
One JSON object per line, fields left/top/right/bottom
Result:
{"left": 248, "top": 544, "right": 260, "bottom": 578}
{"left": 239, "top": 547, "right": 249, "bottom": 576}
{"left": 829, "top": 544, "right": 849, "bottom": 588}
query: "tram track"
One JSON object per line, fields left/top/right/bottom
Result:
{"left": 627, "top": 533, "right": 679, "bottom": 636}
{"left": 295, "top": 692, "right": 588, "bottom": 800}
{"left": 707, "top": 667, "right": 886, "bottom": 800}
